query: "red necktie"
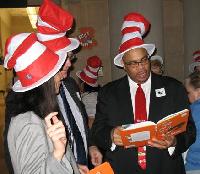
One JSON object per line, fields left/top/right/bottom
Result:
{"left": 135, "top": 84, "right": 147, "bottom": 170}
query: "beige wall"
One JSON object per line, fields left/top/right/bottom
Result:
{"left": 183, "top": 0, "right": 200, "bottom": 77}
{"left": 163, "top": 0, "right": 184, "bottom": 82}
{"left": 68, "top": 0, "right": 111, "bottom": 86}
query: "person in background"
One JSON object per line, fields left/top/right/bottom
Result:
{"left": 91, "top": 12, "right": 196, "bottom": 174}
{"left": 189, "top": 50, "right": 200, "bottom": 73}
{"left": 185, "top": 71, "right": 200, "bottom": 174}
{"left": 4, "top": 32, "right": 80, "bottom": 174}
{"left": 76, "top": 56, "right": 102, "bottom": 128}
{"left": 150, "top": 55, "right": 164, "bottom": 75}
{"left": 76, "top": 56, "right": 103, "bottom": 168}
{"left": 36, "top": 0, "right": 102, "bottom": 172}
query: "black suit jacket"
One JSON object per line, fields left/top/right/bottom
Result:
{"left": 91, "top": 73, "right": 196, "bottom": 174}
{"left": 61, "top": 77, "right": 89, "bottom": 145}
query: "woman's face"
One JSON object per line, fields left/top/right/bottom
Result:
{"left": 185, "top": 78, "right": 200, "bottom": 103}
{"left": 54, "top": 58, "right": 72, "bottom": 94}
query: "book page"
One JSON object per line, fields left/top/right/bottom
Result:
{"left": 157, "top": 109, "right": 189, "bottom": 123}
{"left": 156, "top": 109, "right": 189, "bottom": 139}
{"left": 122, "top": 121, "right": 155, "bottom": 130}
{"left": 128, "top": 131, "right": 151, "bottom": 142}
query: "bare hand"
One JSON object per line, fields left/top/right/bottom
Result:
{"left": 78, "top": 164, "right": 89, "bottom": 174}
{"left": 54, "top": 74, "right": 62, "bottom": 94}
{"left": 111, "top": 126, "right": 123, "bottom": 146}
{"left": 45, "top": 112, "right": 67, "bottom": 160}
{"left": 148, "top": 135, "right": 177, "bottom": 149}
{"left": 89, "top": 146, "right": 103, "bottom": 166}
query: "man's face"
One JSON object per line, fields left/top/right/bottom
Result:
{"left": 122, "top": 48, "right": 150, "bottom": 84}
{"left": 151, "top": 60, "right": 163, "bottom": 75}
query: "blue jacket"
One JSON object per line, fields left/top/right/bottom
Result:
{"left": 185, "top": 99, "right": 200, "bottom": 171}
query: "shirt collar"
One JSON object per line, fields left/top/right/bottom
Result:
{"left": 128, "top": 73, "right": 151, "bottom": 89}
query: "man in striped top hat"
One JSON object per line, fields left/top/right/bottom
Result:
{"left": 91, "top": 12, "right": 196, "bottom": 174}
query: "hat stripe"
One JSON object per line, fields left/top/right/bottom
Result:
{"left": 80, "top": 71, "right": 97, "bottom": 84}
{"left": 38, "top": 0, "right": 73, "bottom": 33}
{"left": 194, "top": 56, "right": 200, "bottom": 62}
{"left": 7, "top": 33, "right": 37, "bottom": 69}
{"left": 37, "top": 16, "right": 60, "bottom": 34}
{"left": 14, "top": 42, "right": 46, "bottom": 72}
{"left": 87, "top": 65, "right": 100, "bottom": 72}
{"left": 16, "top": 49, "right": 59, "bottom": 87}
{"left": 83, "top": 67, "right": 97, "bottom": 78}
{"left": 193, "top": 50, "right": 200, "bottom": 56}
{"left": 121, "top": 31, "right": 142, "bottom": 45}
{"left": 5, "top": 33, "right": 31, "bottom": 60}
{"left": 42, "top": 36, "right": 71, "bottom": 52}
{"left": 193, "top": 53, "right": 200, "bottom": 60}
{"left": 37, "top": 32, "right": 66, "bottom": 42}
{"left": 121, "top": 27, "right": 143, "bottom": 36}
{"left": 119, "top": 38, "right": 144, "bottom": 53}
{"left": 121, "top": 21, "right": 145, "bottom": 35}
{"left": 85, "top": 66, "right": 98, "bottom": 76}
{"left": 123, "top": 13, "right": 150, "bottom": 33}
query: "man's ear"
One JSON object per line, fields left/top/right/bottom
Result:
{"left": 120, "top": 59, "right": 125, "bottom": 69}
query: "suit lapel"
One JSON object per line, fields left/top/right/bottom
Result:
{"left": 63, "top": 78, "right": 89, "bottom": 137}
{"left": 63, "top": 78, "right": 86, "bottom": 117}
{"left": 117, "top": 76, "right": 134, "bottom": 124}
{"left": 149, "top": 74, "right": 167, "bottom": 123}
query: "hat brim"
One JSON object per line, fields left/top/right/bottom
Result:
{"left": 150, "top": 55, "right": 163, "bottom": 64}
{"left": 12, "top": 51, "right": 67, "bottom": 92}
{"left": 76, "top": 71, "right": 98, "bottom": 87}
{"left": 114, "top": 44, "right": 155, "bottom": 67}
{"left": 56, "top": 38, "right": 80, "bottom": 58}
{"left": 189, "top": 62, "right": 200, "bottom": 73}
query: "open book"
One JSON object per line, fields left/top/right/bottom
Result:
{"left": 88, "top": 162, "right": 114, "bottom": 174}
{"left": 120, "top": 109, "right": 189, "bottom": 148}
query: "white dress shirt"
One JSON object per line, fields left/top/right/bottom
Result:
{"left": 128, "top": 74, "right": 151, "bottom": 118}
{"left": 111, "top": 74, "right": 175, "bottom": 155}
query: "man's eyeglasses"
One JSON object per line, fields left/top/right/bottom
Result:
{"left": 123, "top": 55, "right": 150, "bottom": 68}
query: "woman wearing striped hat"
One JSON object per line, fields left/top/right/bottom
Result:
{"left": 4, "top": 32, "right": 80, "bottom": 174}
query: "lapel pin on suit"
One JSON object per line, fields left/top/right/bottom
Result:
{"left": 155, "top": 88, "right": 166, "bottom": 97}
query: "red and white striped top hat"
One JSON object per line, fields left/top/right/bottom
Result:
{"left": 4, "top": 33, "right": 66, "bottom": 92}
{"left": 76, "top": 56, "right": 102, "bottom": 87}
{"left": 114, "top": 12, "right": 155, "bottom": 67}
{"left": 36, "top": 0, "right": 79, "bottom": 59}
{"left": 189, "top": 50, "right": 200, "bottom": 72}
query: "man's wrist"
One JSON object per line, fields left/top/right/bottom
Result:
{"left": 171, "top": 137, "right": 177, "bottom": 147}
{"left": 110, "top": 128, "right": 115, "bottom": 143}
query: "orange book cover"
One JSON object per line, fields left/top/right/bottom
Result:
{"left": 88, "top": 162, "right": 114, "bottom": 174}
{"left": 120, "top": 109, "right": 189, "bottom": 148}
{"left": 156, "top": 109, "right": 189, "bottom": 140}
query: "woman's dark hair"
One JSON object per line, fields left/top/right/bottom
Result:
{"left": 5, "top": 77, "right": 59, "bottom": 119}
{"left": 188, "top": 71, "right": 200, "bottom": 89}
{"left": 4, "top": 78, "right": 60, "bottom": 174}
